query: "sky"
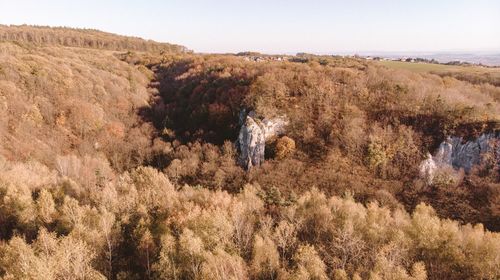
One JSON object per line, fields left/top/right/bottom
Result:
{"left": 1, "top": 0, "right": 499, "bottom": 54}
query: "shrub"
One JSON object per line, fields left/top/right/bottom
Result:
{"left": 275, "top": 136, "right": 296, "bottom": 159}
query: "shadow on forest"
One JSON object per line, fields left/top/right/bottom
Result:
{"left": 370, "top": 108, "right": 500, "bottom": 151}
{"left": 138, "top": 59, "right": 252, "bottom": 146}
{"left": 132, "top": 55, "right": 500, "bottom": 232}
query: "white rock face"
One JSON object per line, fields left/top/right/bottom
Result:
{"left": 262, "top": 117, "right": 288, "bottom": 140}
{"left": 435, "top": 133, "right": 499, "bottom": 172}
{"left": 237, "top": 111, "right": 288, "bottom": 170}
{"left": 419, "top": 153, "right": 437, "bottom": 185}
{"left": 238, "top": 116, "right": 266, "bottom": 170}
{"left": 420, "top": 133, "right": 499, "bottom": 184}
{"left": 434, "top": 138, "right": 453, "bottom": 165}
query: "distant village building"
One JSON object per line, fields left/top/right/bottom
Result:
{"left": 240, "top": 55, "right": 288, "bottom": 63}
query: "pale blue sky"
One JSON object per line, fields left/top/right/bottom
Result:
{"left": 1, "top": 0, "right": 499, "bottom": 54}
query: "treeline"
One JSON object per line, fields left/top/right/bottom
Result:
{"left": 0, "top": 157, "right": 498, "bottom": 279}
{"left": 0, "top": 25, "right": 188, "bottom": 52}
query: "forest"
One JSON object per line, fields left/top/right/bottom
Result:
{"left": 0, "top": 26, "right": 499, "bottom": 279}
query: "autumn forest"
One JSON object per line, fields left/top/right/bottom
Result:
{"left": 0, "top": 25, "right": 499, "bottom": 280}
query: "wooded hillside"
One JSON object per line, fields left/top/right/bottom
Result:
{"left": 0, "top": 26, "right": 499, "bottom": 279}
{"left": 0, "top": 25, "right": 188, "bottom": 52}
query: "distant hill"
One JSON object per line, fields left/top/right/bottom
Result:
{"left": 0, "top": 24, "right": 188, "bottom": 52}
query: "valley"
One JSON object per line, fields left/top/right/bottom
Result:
{"left": 0, "top": 26, "right": 499, "bottom": 280}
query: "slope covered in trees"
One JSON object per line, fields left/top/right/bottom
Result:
{"left": 0, "top": 41, "right": 160, "bottom": 172}
{"left": 0, "top": 26, "right": 499, "bottom": 279}
{"left": 0, "top": 25, "right": 189, "bottom": 52}
{"left": 0, "top": 160, "right": 498, "bottom": 279}
{"left": 137, "top": 53, "right": 500, "bottom": 230}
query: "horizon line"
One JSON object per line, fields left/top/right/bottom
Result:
{"left": 2, "top": 23, "right": 499, "bottom": 55}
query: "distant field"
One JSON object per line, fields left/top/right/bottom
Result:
{"left": 377, "top": 60, "right": 500, "bottom": 87}
{"left": 377, "top": 60, "right": 500, "bottom": 74}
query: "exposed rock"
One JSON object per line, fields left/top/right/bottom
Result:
{"left": 420, "top": 132, "right": 499, "bottom": 184}
{"left": 262, "top": 117, "right": 288, "bottom": 140}
{"left": 419, "top": 153, "right": 436, "bottom": 185}
{"left": 238, "top": 109, "right": 255, "bottom": 126}
{"left": 434, "top": 133, "right": 499, "bottom": 172}
{"left": 238, "top": 116, "right": 265, "bottom": 170}
{"left": 237, "top": 111, "right": 289, "bottom": 170}
{"left": 434, "top": 138, "right": 453, "bottom": 165}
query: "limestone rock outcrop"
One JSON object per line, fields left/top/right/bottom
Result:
{"left": 261, "top": 117, "right": 288, "bottom": 139}
{"left": 419, "top": 153, "right": 437, "bottom": 185}
{"left": 237, "top": 116, "right": 266, "bottom": 170}
{"left": 419, "top": 132, "right": 499, "bottom": 184}
{"left": 237, "top": 111, "right": 288, "bottom": 170}
{"left": 434, "top": 133, "right": 499, "bottom": 172}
